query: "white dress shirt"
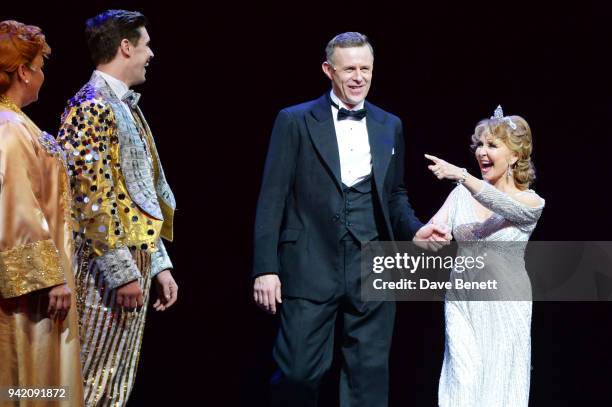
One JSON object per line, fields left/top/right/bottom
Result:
{"left": 330, "top": 90, "right": 371, "bottom": 187}
{"left": 95, "top": 70, "right": 134, "bottom": 119}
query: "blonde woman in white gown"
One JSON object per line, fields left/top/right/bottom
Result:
{"left": 420, "top": 107, "right": 544, "bottom": 407}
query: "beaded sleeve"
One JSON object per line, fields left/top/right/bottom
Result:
{"left": 472, "top": 182, "right": 544, "bottom": 225}
{"left": 151, "top": 239, "right": 173, "bottom": 278}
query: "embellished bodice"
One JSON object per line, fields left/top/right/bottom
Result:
{"left": 445, "top": 183, "right": 545, "bottom": 300}
{"left": 449, "top": 184, "right": 544, "bottom": 242}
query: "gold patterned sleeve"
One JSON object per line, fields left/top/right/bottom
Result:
{"left": 58, "top": 100, "right": 140, "bottom": 289}
{"left": 0, "top": 118, "right": 65, "bottom": 298}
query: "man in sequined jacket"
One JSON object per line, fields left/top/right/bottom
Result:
{"left": 57, "top": 10, "right": 177, "bottom": 407}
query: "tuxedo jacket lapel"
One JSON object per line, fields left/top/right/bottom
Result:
{"left": 305, "top": 95, "right": 394, "bottom": 197}
{"left": 306, "top": 95, "right": 343, "bottom": 193}
{"left": 366, "top": 100, "right": 394, "bottom": 200}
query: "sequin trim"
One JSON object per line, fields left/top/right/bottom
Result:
{"left": 150, "top": 239, "right": 173, "bottom": 277}
{"left": 94, "top": 246, "right": 141, "bottom": 290}
{"left": 39, "top": 130, "right": 67, "bottom": 160}
{"left": 0, "top": 239, "right": 65, "bottom": 298}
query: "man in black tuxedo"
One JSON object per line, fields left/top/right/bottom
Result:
{"left": 253, "top": 32, "right": 450, "bottom": 406}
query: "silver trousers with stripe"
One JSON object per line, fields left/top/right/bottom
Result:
{"left": 76, "top": 246, "right": 152, "bottom": 407}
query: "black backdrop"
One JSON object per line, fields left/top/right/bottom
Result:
{"left": 5, "top": 1, "right": 612, "bottom": 405}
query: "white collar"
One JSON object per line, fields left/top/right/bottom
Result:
{"left": 330, "top": 90, "right": 365, "bottom": 111}
{"left": 95, "top": 70, "right": 130, "bottom": 100}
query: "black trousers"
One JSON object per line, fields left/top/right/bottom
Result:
{"left": 271, "top": 237, "right": 395, "bottom": 407}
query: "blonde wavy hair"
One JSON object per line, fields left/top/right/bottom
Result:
{"left": 470, "top": 115, "right": 536, "bottom": 190}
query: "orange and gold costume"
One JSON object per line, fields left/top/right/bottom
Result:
{"left": 0, "top": 97, "right": 84, "bottom": 407}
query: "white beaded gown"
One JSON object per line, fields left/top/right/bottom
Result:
{"left": 437, "top": 183, "right": 544, "bottom": 407}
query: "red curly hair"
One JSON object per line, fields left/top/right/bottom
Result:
{"left": 0, "top": 20, "right": 51, "bottom": 94}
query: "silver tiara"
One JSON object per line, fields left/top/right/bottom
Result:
{"left": 491, "top": 105, "right": 517, "bottom": 130}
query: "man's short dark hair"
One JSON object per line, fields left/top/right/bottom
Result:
{"left": 85, "top": 9, "right": 147, "bottom": 66}
{"left": 325, "top": 32, "right": 374, "bottom": 65}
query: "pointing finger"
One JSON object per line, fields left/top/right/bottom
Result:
{"left": 424, "top": 154, "right": 440, "bottom": 163}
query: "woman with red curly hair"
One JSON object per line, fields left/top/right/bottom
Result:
{"left": 0, "top": 20, "right": 84, "bottom": 406}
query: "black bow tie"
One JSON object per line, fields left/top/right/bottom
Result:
{"left": 330, "top": 99, "right": 367, "bottom": 121}
{"left": 121, "top": 90, "right": 141, "bottom": 108}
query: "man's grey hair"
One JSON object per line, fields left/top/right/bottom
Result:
{"left": 325, "top": 32, "right": 374, "bottom": 65}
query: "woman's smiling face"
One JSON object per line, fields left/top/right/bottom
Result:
{"left": 474, "top": 131, "right": 518, "bottom": 183}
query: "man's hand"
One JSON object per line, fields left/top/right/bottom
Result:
{"left": 116, "top": 280, "right": 144, "bottom": 309}
{"left": 413, "top": 223, "right": 452, "bottom": 252}
{"left": 48, "top": 283, "right": 71, "bottom": 320}
{"left": 153, "top": 269, "right": 178, "bottom": 311}
{"left": 254, "top": 274, "right": 282, "bottom": 315}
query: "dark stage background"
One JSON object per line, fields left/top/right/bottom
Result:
{"left": 6, "top": 1, "right": 612, "bottom": 405}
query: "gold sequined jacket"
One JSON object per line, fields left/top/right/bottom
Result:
{"left": 58, "top": 72, "right": 176, "bottom": 289}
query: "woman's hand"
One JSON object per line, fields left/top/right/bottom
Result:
{"left": 425, "top": 154, "right": 464, "bottom": 181}
{"left": 48, "top": 283, "right": 71, "bottom": 320}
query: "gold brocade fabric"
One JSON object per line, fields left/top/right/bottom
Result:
{"left": 57, "top": 102, "right": 163, "bottom": 257}
{"left": 0, "top": 240, "right": 64, "bottom": 298}
{"left": 0, "top": 104, "right": 84, "bottom": 406}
